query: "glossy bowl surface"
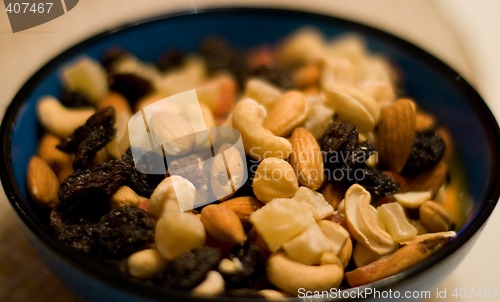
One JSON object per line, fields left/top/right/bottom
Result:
{"left": 1, "top": 7, "right": 499, "bottom": 302}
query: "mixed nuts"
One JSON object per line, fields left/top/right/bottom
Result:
{"left": 26, "top": 27, "right": 459, "bottom": 297}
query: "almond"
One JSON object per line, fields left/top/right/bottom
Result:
{"left": 263, "top": 91, "right": 308, "bottom": 137}
{"left": 26, "top": 156, "right": 59, "bottom": 207}
{"left": 289, "top": 127, "right": 324, "bottom": 190}
{"left": 201, "top": 204, "right": 246, "bottom": 244}
{"left": 377, "top": 98, "right": 416, "bottom": 172}
{"left": 220, "top": 196, "right": 263, "bottom": 222}
{"left": 404, "top": 162, "right": 447, "bottom": 196}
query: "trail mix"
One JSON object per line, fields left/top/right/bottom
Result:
{"left": 27, "top": 27, "right": 459, "bottom": 297}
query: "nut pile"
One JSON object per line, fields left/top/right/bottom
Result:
{"left": 27, "top": 27, "right": 459, "bottom": 297}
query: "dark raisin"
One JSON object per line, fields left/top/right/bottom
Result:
{"left": 109, "top": 73, "right": 153, "bottom": 106}
{"left": 403, "top": 130, "right": 446, "bottom": 175}
{"left": 91, "top": 205, "right": 155, "bottom": 258}
{"left": 156, "top": 49, "right": 186, "bottom": 72}
{"left": 122, "top": 148, "right": 165, "bottom": 197}
{"left": 101, "top": 48, "right": 128, "bottom": 72}
{"left": 199, "top": 37, "right": 247, "bottom": 87}
{"left": 248, "top": 64, "right": 293, "bottom": 89}
{"left": 223, "top": 289, "right": 264, "bottom": 298}
{"left": 219, "top": 243, "right": 263, "bottom": 289}
{"left": 50, "top": 208, "right": 95, "bottom": 253}
{"left": 59, "top": 89, "right": 93, "bottom": 108}
{"left": 159, "top": 246, "right": 222, "bottom": 290}
{"left": 58, "top": 160, "right": 131, "bottom": 221}
{"left": 321, "top": 122, "right": 399, "bottom": 199}
{"left": 57, "top": 106, "right": 116, "bottom": 170}
{"left": 320, "top": 123, "right": 358, "bottom": 154}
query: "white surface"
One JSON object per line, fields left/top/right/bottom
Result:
{"left": 0, "top": 1, "right": 499, "bottom": 301}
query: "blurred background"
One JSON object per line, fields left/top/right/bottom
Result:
{"left": 1, "top": 1, "right": 499, "bottom": 301}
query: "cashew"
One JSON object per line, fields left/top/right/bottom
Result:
{"left": 191, "top": 271, "right": 225, "bottom": 296}
{"left": 127, "top": 248, "right": 167, "bottom": 279}
{"left": 377, "top": 202, "right": 417, "bottom": 242}
{"left": 232, "top": 99, "right": 292, "bottom": 160}
{"left": 149, "top": 176, "right": 196, "bottom": 216}
{"left": 252, "top": 158, "right": 298, "bottom": 203}
{"left": 344, "top": 184, "right": 396, "bottom": 255}
{"left": 263, "top": 91, "right": 308, "bottom": 137}
{"left": 37, "top": 96, "right": 95, "bottom": 138}
{"left": 218, "top": 258, "right": 243, "bottom": 274}
{"left": 277, "top": 27, "right": 326, "bottom": 66}
{"left": 394, "top": 191, "right": 432, "bottom": 209}
{"left": 266, "top": 252, "right": 343, "bottom": 294}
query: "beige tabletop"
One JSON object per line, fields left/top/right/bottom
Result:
{"left": 1, "top": 1, "right": 499, "bottom": 301}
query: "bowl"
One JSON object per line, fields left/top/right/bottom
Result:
{"left": 1, "top": 7, "right": 499, "bottom": 302}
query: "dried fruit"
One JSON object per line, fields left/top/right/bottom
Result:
{"left": 59, "top": 89, "right": 93, "bottom": 108}
{"left": 282, "top": 222, "right": 332, "bottom": 265}
{"left": 109, "top": 73, "right": 153, "bottom": 106}
{"left": 250, "top": 198, "right": 314, "bottom": 251}
{"left": 159, "top": 246, "right": 222, "bottom": 290}
{"left": 92, "top": 205, "right": 155, "bottom": 258}
{"left": 292, "top": 187, "right": 333, "bottom": 220}
{"left": 249, "top": 64, "right": 293, "bottom": 89}
{"left": 156, "top": 49, "right": 187, "bottom": 72}
{"left": 122, "top": 148, "right": 165, "bottom": 198}
{"left": 57, "top": 160, "right": 131, "bottom": 221}
{"left": 50, "top": 208, "right": 95, "bottom": 253}
{"left": 403, "top": 130, "right": 446, "bottom": 175}
{"left": 377, "top": 202, "right": 417, "bottom": 242}
{"left": 57, "top": 106, "right": 116, "bottom": 170}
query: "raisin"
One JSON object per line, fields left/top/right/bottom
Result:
{"left": 50, "top": 208, "right": 95, "bottom": 254}
{"left": 109, "top": 73, "right": 153, "bottom": 106}
{"left": 122, "top": 148, "right": 165, "bottom": 197}
{"left": 58, "top": 160, "right": 131, "bottom": 221}
{"left": 59, "top": 89, "right": 93, "bottom": 108}
{"left": 101, "top": 48, "right": 129, "bottom": 71}
{"left": 248, "top": 64, "right": 294, "bottom": 89}
{"left": 91, "top": 205, "right": 155, "bottom": 258}
{"left": 219, "top": 243, "right": 263, "bottom": 289}
{"left": 156, "top": 49, "right": 186, "bottom": 72}
{"left": 57, "top": 106, "right": 116, "bottom": 170}
{"left": 321, "top": 122, "right": 399, "bottom": 199}
{"left": 199, "top": 37, "right": 247, "bottom": 87}
{"left": 159, "top": 246, "right": 222, "bottom": 290}
{"left": 403, "top": 130, "right": 446, "bottom": 175}
{"left": 320, "top": 123, "right": 358, "bottom": 154}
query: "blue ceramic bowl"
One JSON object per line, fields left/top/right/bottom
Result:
{"left": 1, "top": 8, "right": 499, "bottom": 302}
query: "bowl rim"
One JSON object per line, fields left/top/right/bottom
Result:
{"left": 1, "top": 6, "right": 499, "bottom": 301}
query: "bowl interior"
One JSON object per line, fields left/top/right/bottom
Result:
{"left": 2, "top": 8, "right": 499, "bottom": 300}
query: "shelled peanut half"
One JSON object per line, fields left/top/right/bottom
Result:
{"left": 26, "top": 26, "right": 459, "bottom": 298}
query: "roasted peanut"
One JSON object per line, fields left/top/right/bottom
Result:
{"left": 127, "top": 248, "right": 167, "bottom": 279}
{"left": 252, "top": 158, "right": 299, "bottom": 203}
{"left": 419, "top": 200, "right": 454, "bottom": 232}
